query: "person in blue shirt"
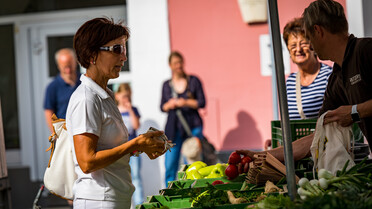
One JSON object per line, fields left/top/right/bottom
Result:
{"left": 44, "top": 48, "right": 81, "bottom": 132}
{"left": 115, "top": 83, "right": 144, "bottom": 206}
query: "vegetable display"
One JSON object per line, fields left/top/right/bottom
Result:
{"left": 297, "top": 159, "right": 372, "bottom": 200}
{"left": 253, "top": 158, "right": 372, "bottom": 209}
{"left": 137, "top": 154, "right": 371, "bottom": 209}
{"left": 185, "top": 161, "right": 228, "bottom": 179}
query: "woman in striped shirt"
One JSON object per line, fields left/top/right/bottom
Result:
{"left": 283, "top": 18, "right": 332, "bottom": 120}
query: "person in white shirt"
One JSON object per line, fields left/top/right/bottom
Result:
{"left": 66, "top": 17, "right": 167, "bottom": 209}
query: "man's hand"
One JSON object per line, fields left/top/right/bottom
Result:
{"left": 323, "top": 105, "right": 353, "bottom": 127}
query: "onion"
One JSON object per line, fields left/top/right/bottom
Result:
{"left": 318, "top": 169, "right": 334, "bottom": 180}
{"left": 297, "top": 187, "right": 312, "bottom": 196}
{"left": 319, "top": 178, "right": 329, "bottom": 189}
{"left": 309, "top": 179, "right": 319, "bottom": 186}
{"left": 299, "top": 178, "right": 310, "bottom": 188}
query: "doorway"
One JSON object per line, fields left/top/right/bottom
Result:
{"left": 14, "top": 6, "right": 127, "bottom": 181}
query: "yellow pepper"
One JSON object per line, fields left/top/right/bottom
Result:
{"left": 186, "top": 170, "right": 203, "bottom": 180}
{"left": 198, "top": 165, "right": 216, "bottom": 176}
{"left": 186, "top": 161, "right": 207, "bottom": 179}
{"left": 205, "top": 163, "right": 227, "bottom": 179}
{"left": 186, "top": 161, "right": 207, "bottom": 173}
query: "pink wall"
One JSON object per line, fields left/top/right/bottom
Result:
{"left": 168, "top": 0, "right": 346, "bottom": 151}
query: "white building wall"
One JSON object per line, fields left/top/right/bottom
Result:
{"left": 347, "top": 0, "right": 364, "bottom": 37}
{"left": 126, "top": 0, "right": 171, "bottom": 198}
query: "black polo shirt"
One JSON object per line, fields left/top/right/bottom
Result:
{"left": 319, "top": 34, "right": 372, "bottom": 149}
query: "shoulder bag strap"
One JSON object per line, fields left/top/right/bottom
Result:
{"left": 169, "top": 81, "right": 193, "bottom": 137}
{"left": 296, "top": 73, "right": 306, "bottom": 119}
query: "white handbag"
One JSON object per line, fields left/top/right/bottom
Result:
{"left": 310, "top": 111, "right": 355, "bottom": 175}
{"left": 44, "top": 115, "right": 77, "bottom": 200}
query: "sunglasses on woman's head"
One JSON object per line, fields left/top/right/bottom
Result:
{"left": 99, "top": 44, "right": 125, "bottom": 55}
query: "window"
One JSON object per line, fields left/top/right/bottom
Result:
{"left": 0, "top": 24, "right": 20, "bottom": 149}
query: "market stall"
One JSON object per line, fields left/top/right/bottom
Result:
{"left": 135, "top": 0, "right": 372, "bottom": 208}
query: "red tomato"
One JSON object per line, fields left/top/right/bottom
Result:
{"left": 241, "top": 156, "right": 252, "bottom": 165}
{"left": 228, "top": 152, "right": 241, "bottom": 164}
{"left": 225, "top": 164, "right": 239, "bottom": 180}
{"left": 212, "top": 180, "right": 224, "bottom": 186}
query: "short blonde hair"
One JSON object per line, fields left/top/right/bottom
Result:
{"left": 116, "top": 83, "right": 132, "bottom": 102}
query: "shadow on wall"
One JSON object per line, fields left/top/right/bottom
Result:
{"left": 222, "top": 110, "right": 262, "bottom": 150}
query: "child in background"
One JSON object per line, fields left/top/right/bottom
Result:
{"left": 115, "top": 83, "right": 144, "bottom": 206}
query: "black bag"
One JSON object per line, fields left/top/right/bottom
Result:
{"left": 200, "top": 137, "right": 218, "bottom": 165}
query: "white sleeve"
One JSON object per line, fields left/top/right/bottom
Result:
{"left": 68, "top": 98, "right": 102, "bottom": 137}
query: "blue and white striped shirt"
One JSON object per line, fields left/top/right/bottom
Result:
{"left": 286, "top": 63, "right": 333, "bottom": 120}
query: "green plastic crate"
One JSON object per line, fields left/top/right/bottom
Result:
{"left": 271, "top": 119, "right": 364, "bottom": 148}
{"left": 271, "top": 119, "right": 316, "bottom": 148}
{"left": 135, "top": 202, "right": 161, "bottom": 209}
{"left": 160, "top": 183, "right": 244, "bottom": 196}
{"left": 168, "top": 175, "right": 247, "bottom": 189}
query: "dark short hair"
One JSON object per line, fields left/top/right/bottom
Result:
{"left": 283, "top": 18, "right": 305, "bottom": 46}
{"left": 302, "top": 0, "right": 348, "bottom": 36}
{"left": 73, "top": 17, "right": 130, "bottom": 68}
{"left": 168, "top": 51, "right": 184, "bottom": 64}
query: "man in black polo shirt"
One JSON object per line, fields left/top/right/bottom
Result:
{"left": 302, "top": 0, "right": 372, "bottom": 150}
{"left": 237, "top": 0, "right": 372, "bottom": 161}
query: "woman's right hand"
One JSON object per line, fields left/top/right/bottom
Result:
{"left": 134, "top": 131, "right": 167, "bottom": 159}
{"left": 163, "top": 98, "right": 177, "bottom": 112}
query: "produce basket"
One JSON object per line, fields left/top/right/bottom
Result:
{"left": 168, "top": 175, "right": 246, "bottom": 189}
{"left": 271, "top": 119, "right": 363, "bottom": 148}
{"left": 136, "top": 159, "right": 287, "bottom": 209}
{"left": 271, "top": 119, "right": 316, "bottom": 149}
{"left": 137, "top": 185, "right": 267, "bottom": 209}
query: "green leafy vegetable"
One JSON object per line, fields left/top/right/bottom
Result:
{"left": 253, "top": 195, "right": 294, "bottom": 209}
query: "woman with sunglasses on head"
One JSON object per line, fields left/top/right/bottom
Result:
{"left": 66, "top": 17, "right": 167, "bottom": 209}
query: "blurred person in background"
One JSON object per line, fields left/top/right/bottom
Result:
{"left": 44, "top": 48, "right": 81, "bottom": 132}
{"left": 67, "top": 17, "right": 166, "bottom": 209}
{"left": 115, "top": 83, "right": 144, "bottom": 206}
{"left": 161, "top": 51, "right": 206, "bottom": 185}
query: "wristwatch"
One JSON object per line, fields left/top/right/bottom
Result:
{"left": 351, "top": 104, "right": 361, "bottom": 123}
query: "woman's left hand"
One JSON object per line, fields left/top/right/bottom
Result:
{"left": 175, "top": 98, "right": 186, "bottom": 107}
{"left": 135, "top": 131, "right": 167, "bottom": 159}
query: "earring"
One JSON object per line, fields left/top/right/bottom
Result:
{"left": 93, "top": 61, "right": 96, "bottom": 65}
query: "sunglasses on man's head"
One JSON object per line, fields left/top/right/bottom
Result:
{"left": 99, "top": 44, "right": 125, "bottom": 55}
